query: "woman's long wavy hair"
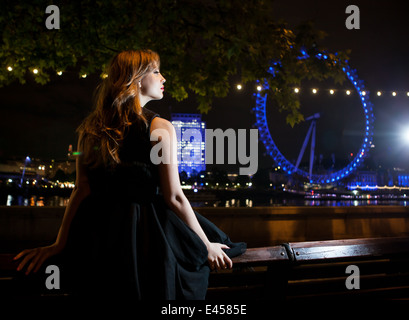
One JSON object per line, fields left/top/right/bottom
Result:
{"left": 77, "top": 49, "right": 160, "bottom": 168}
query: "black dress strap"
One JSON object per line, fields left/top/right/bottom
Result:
{"left": 142, "top": 108, "right": 160, "bottom": 134}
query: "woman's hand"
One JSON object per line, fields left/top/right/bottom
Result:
{"left": 206, "top": 243, "right": 233, "bottom": 271}
{"left": 13, "top": 244, "right": 62, "bottom": 275}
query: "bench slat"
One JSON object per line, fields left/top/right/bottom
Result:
{"left": 231, "top": 246, "right": 288, "bottom": 265}
{"left": 290, "top": 237, "right": 409, "bottom": 262}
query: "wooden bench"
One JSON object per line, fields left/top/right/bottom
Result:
{"left": 2, "top": 237, "right": 409, "bottom": 300}
{"left": 207, "top": 237, "right": 409, "bottom": 300}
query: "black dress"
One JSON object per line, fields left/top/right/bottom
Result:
{"left": 60, "top": 108, "right": 246, "bottom": 300}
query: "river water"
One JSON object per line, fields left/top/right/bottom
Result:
{"left": 2, "top": 193, "right": 408, "bottom": 207}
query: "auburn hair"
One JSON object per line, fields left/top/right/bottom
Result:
{"left": 77, "top": 49, "right": 160, "bottom": 168}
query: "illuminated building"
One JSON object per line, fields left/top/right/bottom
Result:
{"left": 171, "top": 113, "right": 206, "bottom": 177}
{"left": 347, "top": 170, "right": 377, "bottom": 189}
{"left": 398, "top": 174, "right": 409, "bottom": 187}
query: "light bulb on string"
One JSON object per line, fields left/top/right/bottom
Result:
{"left": 252, "top": 86, "right": 408, "bottom": 98}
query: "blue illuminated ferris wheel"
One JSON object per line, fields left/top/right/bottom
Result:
{"left": 253, "top": 51, "right": 375, "bottom": 185}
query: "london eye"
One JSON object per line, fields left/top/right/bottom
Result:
{"left": 253, "top": 51, "right": 375, "bottom": 185}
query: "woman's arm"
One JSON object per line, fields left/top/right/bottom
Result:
{"left": 14, "top": 137, "right": 91, "bottom": 274}
{"left": 53, "top": 145, "right": 91, "bottom": 250}
{"left": 150, "top": 117, "right": 232, "bottom": 270}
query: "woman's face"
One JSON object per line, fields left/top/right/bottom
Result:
{"left": 139, "top": 65, "right": 166, "bottom": 106}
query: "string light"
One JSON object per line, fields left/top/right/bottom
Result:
{"left": 3, "top": 66, "right": 408, "bottom": 99}
{"left": 285, "top": 87, "right": 409, "bottom": 97}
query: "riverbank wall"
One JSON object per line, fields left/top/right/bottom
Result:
{"left": 1, "top": 205, "right": 409, "bottom": 252}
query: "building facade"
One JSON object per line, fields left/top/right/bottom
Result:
{"left": 171, "top": 113, "right": 206, "bottom": 177}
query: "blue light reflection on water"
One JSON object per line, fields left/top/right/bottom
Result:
{"left": 200, "top": 199, "right": 409, "bottom": 208}
{"left": 3, "top": 194, "right": 70, "bottom": 207}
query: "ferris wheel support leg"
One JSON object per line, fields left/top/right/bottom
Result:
{"left": 295, "top": 121, "right": 314, "bottom": 170}
{"left": 309, "top": 122, "right": 316, "bottom": 179}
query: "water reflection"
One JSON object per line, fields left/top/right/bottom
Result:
{"left": 1, "top": 194, "right": 409, "bottom": 207}
{"left": 3, "top": 194, "right": 70, "bottom": 207}
{"left": 204, "top": 198, "right": 409, "bottom": 207}
{"left": 223, "top": 199, "right": 253, "bottom": 207}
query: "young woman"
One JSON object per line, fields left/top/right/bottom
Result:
{"left": 14, "top": 49, "right": 246, "bottom": 299}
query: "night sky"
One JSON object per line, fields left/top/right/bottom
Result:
{"left": 1, "top": 0, "right": 409, "bottom": 173}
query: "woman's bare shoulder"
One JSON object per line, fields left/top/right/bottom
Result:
{"left": 150, "top": 116, "right": 174, "bottom": 131}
